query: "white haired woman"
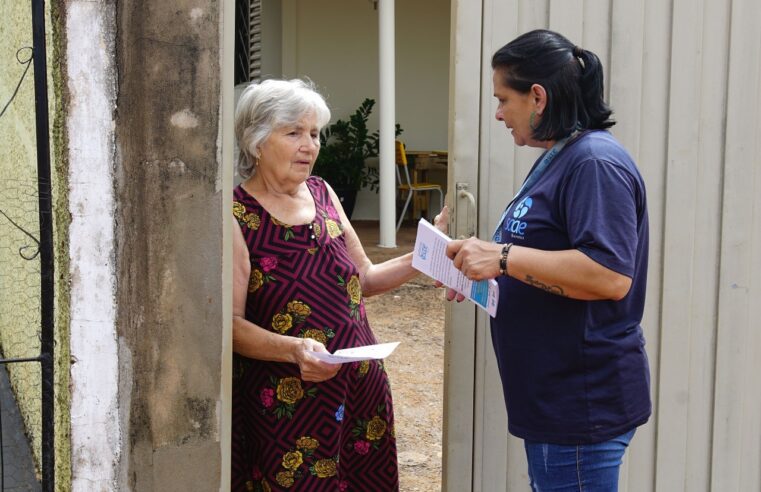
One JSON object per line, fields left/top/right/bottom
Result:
{"left": 231, "top": 78, "right": 447, "bottom": 491}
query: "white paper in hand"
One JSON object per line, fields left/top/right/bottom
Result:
{"left": 311, "top": 342, "right": 400, "bottom": 363}
{"left": 411, "top": 218, "right": 499, "bottom": 317}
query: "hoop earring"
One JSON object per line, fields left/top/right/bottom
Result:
{"left": 529, "top": 111, "right": 538, "bottom": 130}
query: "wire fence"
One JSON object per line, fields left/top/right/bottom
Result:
{"left": 0, "top": 1, "right": 55, "bottom": 490}
{"left": 0, "top": 179, "right": 43, "bottom": 491}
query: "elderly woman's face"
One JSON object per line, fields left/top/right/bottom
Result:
{"left": 255, "top": 112, "right": 321, "bottom": 184}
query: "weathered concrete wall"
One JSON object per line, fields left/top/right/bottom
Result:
{"left": 115, "top": 1, "right": 224, "bottom": 490}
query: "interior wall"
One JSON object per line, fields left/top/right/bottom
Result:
{"left": 281, "top": 0, "right": 451, "bottom": 220}
{"left": 282, "top": 0, "right": 449, "bottom": 151}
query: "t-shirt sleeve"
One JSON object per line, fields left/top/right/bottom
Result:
{"left": 561, "top": 159, "right": 639, "bottom": 277}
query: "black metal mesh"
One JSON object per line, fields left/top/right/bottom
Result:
{"left": 0, "top": 1, "right": 53, "bottom": 490}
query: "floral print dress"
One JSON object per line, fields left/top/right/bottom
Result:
{"left": 232, "top": 176, "right": 398, "bottom": 492}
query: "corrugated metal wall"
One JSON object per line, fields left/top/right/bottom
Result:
{"left": 446, "top": 0, "right": 761, "bottom": 490}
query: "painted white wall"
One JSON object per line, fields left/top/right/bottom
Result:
{"left": 66, "top": 2, "right": 121, "bottom": 490}
{"left": 281, "top": 0, "right": 450, "bottom": 220}
{"left": 281, "top": 0, "right": 450, "bottom": 150}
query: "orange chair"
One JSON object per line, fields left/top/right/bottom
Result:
{"left": 395, "top": 140, "right": 444, "bottom": 231}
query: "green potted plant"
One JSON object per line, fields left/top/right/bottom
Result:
{"left": 312, "top": 98, "right": 401, "bottom": 217}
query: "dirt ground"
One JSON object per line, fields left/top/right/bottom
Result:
{"left": 356, "top": 221, "right": 445, "bottom": 492}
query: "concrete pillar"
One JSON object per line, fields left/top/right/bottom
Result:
{"left": 113, "top": 1, "right": 227, "bottom": 489}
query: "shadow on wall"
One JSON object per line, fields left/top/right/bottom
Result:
{"left": 0, "top": 364, "right": 41, "bottom": 490}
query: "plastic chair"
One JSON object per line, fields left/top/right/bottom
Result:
{"left": 395, "top": 140, "right": 444, "bottom": 231}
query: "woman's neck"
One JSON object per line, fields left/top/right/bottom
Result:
{"left": 245, "top": 173, "right": 303, "bottom": 198}
{"left": 542, "top": 139, "right": 556, "bottom": 150}
{"left": 527, "top": 138, "right": 556, "bottom": 150}
{"left": 242, "top": 174, "right": 315, "bottom": 226}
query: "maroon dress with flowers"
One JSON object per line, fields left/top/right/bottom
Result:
{"left": 232, "top": 176, "right": 399, "bottom": 492}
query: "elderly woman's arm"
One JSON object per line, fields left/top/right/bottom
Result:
{"left": 325, "top": 183, "right": 448, "bottom": 298}
{"left": 232, "top": 222, "right": 340, "bottom": 382}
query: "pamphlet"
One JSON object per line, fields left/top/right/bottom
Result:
{"left": 411, "top": 219, "right": 499, "bottom": 317}
{"left": 310, "top": 341, "right": 400, "bottom": 363}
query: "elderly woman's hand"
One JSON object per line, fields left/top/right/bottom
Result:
{"left": 431, "top": 206, "right": 466, "bottom": 300}
{"left": 294, "top": 338, "right": 341, "bottom": 382}
{"left": 443, "top": 287, "right": 467, "bottom": 303}
{"left": 433, "top": 205, "right": 450, "bottom": 235}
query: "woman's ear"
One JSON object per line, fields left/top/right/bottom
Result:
{"left": 530, "top": 83, "right": 548, "bottom": 114}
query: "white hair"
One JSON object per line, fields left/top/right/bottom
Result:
{"left": 234, "top": 78, "right": 331, "bottom": 179}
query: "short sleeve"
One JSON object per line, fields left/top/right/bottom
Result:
{"left": 561, "top": 159, "right": 640, "bottom": 277}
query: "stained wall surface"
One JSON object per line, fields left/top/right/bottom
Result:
{"left": 115, "top": 1, "right": 226, "bottom": 489}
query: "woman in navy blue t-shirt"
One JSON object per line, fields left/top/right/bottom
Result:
{"left": 446, "top": 29, "right": 651, "bottom": 491}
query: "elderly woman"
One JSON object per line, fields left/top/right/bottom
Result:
{"left": 446, "top": 30, "right": 651, "bottom": 491}
{"left": 231, "top": 78, "right": 445, "bottom": 491}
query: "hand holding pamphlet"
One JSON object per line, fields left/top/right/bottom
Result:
{"left": 310, "top": 342, "right": 400, "bottom": 363}
{"left": 411, "top": 219, "right": 499, "bottom": 317}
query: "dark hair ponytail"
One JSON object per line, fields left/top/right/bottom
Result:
{"left": 574, "top": 48, "right": 614, "bottom": 131}
{"left": 492, "top": 29, "right": 615, "bottom": 141}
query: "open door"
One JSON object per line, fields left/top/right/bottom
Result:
{"left": 441, "top": 1, "right": 483, "bottom": 490}
{"left": 444, "top": 2, "right": 550, "bottom": 491}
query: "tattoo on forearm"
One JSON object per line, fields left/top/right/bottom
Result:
{"left": 525, "top": 275, "right": 568, "bottom": 297}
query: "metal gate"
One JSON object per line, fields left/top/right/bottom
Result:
{"left": 0, "top": 0, "right": 55, "bottom": 490}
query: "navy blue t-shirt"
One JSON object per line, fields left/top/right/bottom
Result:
{"left": 492, "top": 130, "right": 651, "bottom": 444}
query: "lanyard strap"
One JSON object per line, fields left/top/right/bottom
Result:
{"left": 492, "top": 135, "right": 573, "bottom": 240}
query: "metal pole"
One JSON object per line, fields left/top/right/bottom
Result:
{"left": 377, "top": 0, "right": 397, "bottom": 247}
{"left": 31, "top": 0, "right": 55, "bottom": 490}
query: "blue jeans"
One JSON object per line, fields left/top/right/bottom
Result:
{"left": 524, "top": 429, "right": 636, "bottom": 492}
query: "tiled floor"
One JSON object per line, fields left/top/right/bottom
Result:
{"left": 0, "top": 365, "right": 41, "bottom": 491}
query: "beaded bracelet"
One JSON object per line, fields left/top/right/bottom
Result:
{"left": 499, "top": 242, "right": 513, "bottom": 276}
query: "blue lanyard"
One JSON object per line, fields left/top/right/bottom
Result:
{"left": 492, "top": 136, "right": 573, "bottom": 241}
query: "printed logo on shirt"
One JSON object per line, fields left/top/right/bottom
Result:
{"left": 505, "top": 196, "right": 532, "bottom": 239}
{"left": 513, "top": 196, "right": 532, "bottom": 218}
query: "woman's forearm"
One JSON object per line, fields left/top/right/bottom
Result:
{"left": 447, "top": 237, "right": 631, "bottom": 301}
{"left": 360, "top": 252, "right": 421, "bottom": 297}
{"left": 233, "top": 316, "right": 300, "bottom": 363}
{"left": 507, "top": 246, "right": 632, "bottom": 301}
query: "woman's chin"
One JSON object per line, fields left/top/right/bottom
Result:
{"left": 292, "top": 164, "right": 312, "bottom": 179}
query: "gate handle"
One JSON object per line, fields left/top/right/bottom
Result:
{"left": 456, "top": 182, "right": 476, "bottom": 239}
